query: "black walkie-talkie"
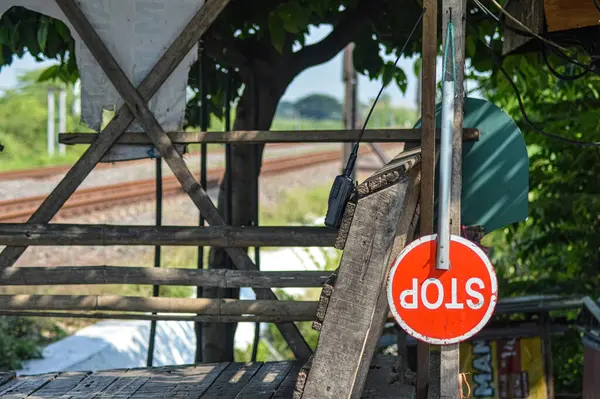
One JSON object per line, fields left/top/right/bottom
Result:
{"left": 324, "top": 149, "right": 357, "bottom": 229}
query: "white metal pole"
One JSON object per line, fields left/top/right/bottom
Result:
{"left": 59, "top": 88, "right": 67, "bottom": 155}
{"left": 47, "top": 89, "right": 55, "bottom": 157}
{"left": 435, "top": 81, "right": 454, "bottom": 270}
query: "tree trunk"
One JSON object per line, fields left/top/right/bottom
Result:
{"left": 201, "top": 74, "right": 286, "bottom": 362}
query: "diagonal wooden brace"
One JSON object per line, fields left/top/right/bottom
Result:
{"left": 55, "top": 0, "right": 312, "bottom": 360}
{"left": 0, "top": 0, "right": 231, "bottom": 268}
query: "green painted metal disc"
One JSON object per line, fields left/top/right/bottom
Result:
{"left": 414, "top": 97, "right": 529, "bottom": 233}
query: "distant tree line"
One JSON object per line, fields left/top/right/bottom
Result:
{"left": 276, "top": 93, "right": 342, "bottom": 121}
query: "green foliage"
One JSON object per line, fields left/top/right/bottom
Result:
{"left": 475, "top": 36, "right": 600, "bottom": 395}
{"left": 0, "top": 69, "right": 88, "bottom": 171}
{"left": 0, "top": 316, "right": 66, "bottom": 371}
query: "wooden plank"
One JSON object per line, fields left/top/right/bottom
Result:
{"left": 428, "top": 0, "right": 467, "bottom": 397}
{"left": 234, "top": 361, "right": 295, "bottom": 398}
{"left": 544, "top": 0, "right": 598, "bottom": 32}
{"left": 56, "top": 0, "right": 311, "bottom": 360}
{"left": 301, "top": 162, "right": 420, "bottom": 398}
{"left": 59, "top": 129, "right": 480, "bottom": 144}
{"left": 201, "top": 362, "right": 262, "bottom": 398}
{"left": 58, "top": 370, "right": 122, "bottom": 399}
{"left": 272, "top": 363, "right": 303, "bottom": 398}
{"left": 0, "top": 225, "right": 336, "bottom": 248}
{"left": 91, "top": 369, "right": 151, "bottom": 399}
{"left": 352, "top": 166, "right": 421, "bottom": 397}
{"left": 0, "top": 310, "right": 303, "bottom": 323}
{"left": 29, "top": 372, "right": 90, "bottom": 398}
{"left": 0, "top": 266, "right": 331, "bottom": 288}
{"left": 502, "top": 0, "right": 543, "bottom": 55}
{"left": 417, "top": 2, "right": 438, "bottom": 397}
{"left": 0, "top": 0, "right": 230, "bottom": 268}
{"left": 0, "top": 295, "right": 317, "bottom": 321}
{"left": 0, "top": 372, "right": 58, "bottom": 398}
{"left": 0, "top": 372, "right": 15, "bottom": 388}
{"left": 128, "top": 363, "right": 229, "bottom": 398}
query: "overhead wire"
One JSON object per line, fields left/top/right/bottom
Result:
{"left": 473, "top": 0, "right": 599, "bottom": 78}
{"left": 466, "top": 22, "right": 600, "bottom": 147}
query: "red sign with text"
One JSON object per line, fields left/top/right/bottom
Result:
{"left": 387, "top": 234, "right": 497, "bottom": 345}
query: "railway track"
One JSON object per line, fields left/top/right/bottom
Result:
{"left": 0, "top": 143, "right": 296, "bottom": 182}
{"left": 0, "top": 149, "right": 346, "bottom": 223}
{"left": 0, "top": 143, "right": 403, "bottom": 223}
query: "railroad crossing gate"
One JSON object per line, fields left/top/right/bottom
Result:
{"left": 387, "top": 234, "right": 498, "bottom": 345}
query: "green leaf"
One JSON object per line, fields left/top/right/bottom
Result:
{"left": 268, "top": 13, "right": 286, "bottom": 54}
{"left": 54, "top": 20, "right": 70, "bottom": 41}
{"left": 466, "top": 37, "right": 476, "bottom": 59}
{"left": 381, "top": 62, "right": 394, "bottom": 87}
{"left": 0, "top": 25, "right": 9, "bottom": 46}
{"left": 37, "top": 18, "right": 49, "bottom": 52}
{"left": 37, "top": 65, "right": 59, "bottom": 82}
{"left": 394, "top": 68, "right": 408, "bottom": 93}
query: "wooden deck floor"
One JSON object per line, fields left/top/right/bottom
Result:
{"left": 0, "top": 356, "right": 415, "bottom": 398}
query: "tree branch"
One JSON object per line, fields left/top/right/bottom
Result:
{"left": 287, "top": 2, "right": 378, "bottom": 77}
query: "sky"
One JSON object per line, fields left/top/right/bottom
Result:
{"left": 0, "top": 24, "right": 464, "bottom": 110}
{"left": 0, "top": 24, "right": 424, "bottom": 109}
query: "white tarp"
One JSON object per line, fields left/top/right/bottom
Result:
{"left": 0, "top": 0, "right": 204, "bottom": 161}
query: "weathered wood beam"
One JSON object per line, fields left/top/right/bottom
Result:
{"left": 59, "top": 129, "right": 480, "bottom": 145}
{"left": 55, "top": 0, "right": 312, "bottom": 359}
{"left": 417, "top": 2, "right": 438, "bottom": 397}
{"left": 0, "top": 295, "right": 317, "bottom": 322}
{"left": 544, "top": 0, "right": 599, "bottom": 33}
{"left": 0, "top": 224, "right": 336, "bottom": 247}
{"left": 0, "top": 266, "right": 332, "bottom": 288}
{"left": 428, "top": 0, "right": 468, "bottom": 397}
{"left": 0, "top": 311, "right": 303, "bottom": 323}
{"left": 301, "top": 161, "right": 421, "bottom": 398}
{"left": 0, "top": 0, "right": 231, "bottom": 268}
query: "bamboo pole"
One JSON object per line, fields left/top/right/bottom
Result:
{"left": 0, "top": 225, "right": 337, "bottom": 247}
{"left": 0, "top": 295, "right": 317, "bottom": 318}
{"left": 59, "top": 129, "right": 479, "bottom": 145}
{"left": 0, "top": 266, "right": 332, "bottom": 288}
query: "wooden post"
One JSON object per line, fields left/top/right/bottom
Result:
{"left": 417, "top": 1, "right": 437, "bottom": 398}
{"left": 301, "top": 154, "right": 421, "bottom": 398}
{"left": 427, "top": 0, "right": 467, "bottom": 398}
{"left": 343, "top": 44, "right": 357, "bottom": 180}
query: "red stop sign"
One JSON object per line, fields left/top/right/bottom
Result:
{"left": 387, "top": 234, "right": 497, "bottom": 345}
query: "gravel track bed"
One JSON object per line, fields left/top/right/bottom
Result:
{"left": 0, "top": 143, "right": 340, "bottom": 201}
{"left": 4, "top": 148, "right": 397, "bottom": 273}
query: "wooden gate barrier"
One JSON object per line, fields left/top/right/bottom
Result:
{"left": 0, "top": 0, "right": 481, "bottom": 397}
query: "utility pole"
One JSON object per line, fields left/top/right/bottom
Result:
{"left": 343, "top": 43, "right": 357, "bottom": 181}
{"left": 47, "top": 89, "right": 56, "bottom": 156}
{"left": 59, "top": 88, "right": 67, "bottom": 155}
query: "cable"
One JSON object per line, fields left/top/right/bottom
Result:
{"left": 471, "top": 0, "right": 532, "bottom": 38}
{"left": 468, "top": 24, "right": 600, "bottom": 147}
{"left": 542, "top": 43, "right": 589, "bottom": 81}
{"left": 343, "top": 7, "right": 426, "bottom": 177}
{"left": 593, "top": 0, "right": 600, "bottom": 13}
{"left": 487, "top": 0, "right": 571, "bottom": 54}
{"left": 471, "top": 0, "right": 599, "bottom": 78}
